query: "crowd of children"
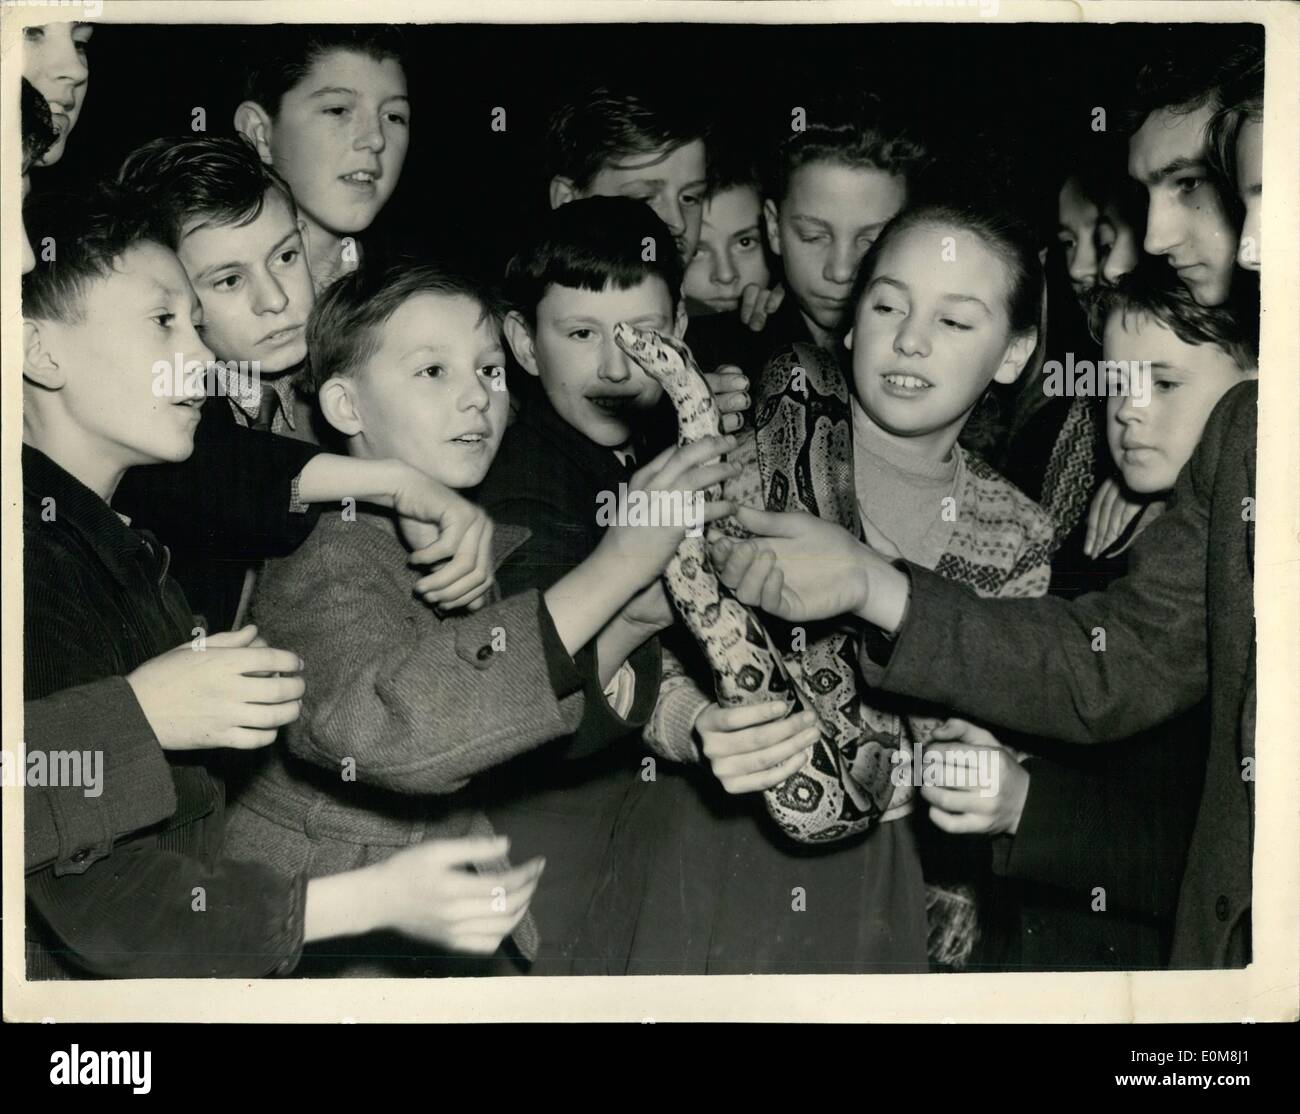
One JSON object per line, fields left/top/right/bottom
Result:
{"left": 19, "top": 21, "right": 1264, "bottom": 977}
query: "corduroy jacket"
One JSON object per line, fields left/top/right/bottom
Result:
{"left": 23, "top": 445, "right": 307, "bottom": 979}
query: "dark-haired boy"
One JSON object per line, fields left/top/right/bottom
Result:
{"left": 235, "top": 25, "right": 409, "bottom": 289}
{"left": 1124, "top": 36, "right": 1262, "bottom": 308}
{"left": 476, "top": 196, "right": 705, "bottom": 971}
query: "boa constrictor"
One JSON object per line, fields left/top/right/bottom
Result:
{"left": 612, "top": 321, "right": 887, "bottom": 844}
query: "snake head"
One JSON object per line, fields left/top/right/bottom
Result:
{"left": 612, "top": 321, "right": 695, "bottom": 386}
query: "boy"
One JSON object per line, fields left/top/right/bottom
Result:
{"left": 546, "top": 85, "right": 708, "bottom": 267}
{"left": 474, "top": 197, "right": 740, "bottom": 970}
{"left": 118, "top": 136, "right": 315, "bottom": 438}
{"left": 221, "top": 260, "right": 732, "bottom": 974}
{"left": 915, "top": 274, "right": 1256, "bottom": 969}
{"left": 235, "top": 26, "right": 409, "bottom": 290}
{"left": 760, "top": 95, "right": 929, "bottom": 355}
{"left": 21, "top": 186, "right": 532, "bottom": 977}
{"left": 682, "top": 148, "right": 771, "bottom": 318}
{"left": 1124, "top": 37, "right": 1260, "bottom": 309}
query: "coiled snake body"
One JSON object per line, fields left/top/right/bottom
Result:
{"left": 613, "top": 322, "right": 878, "bottom": 843}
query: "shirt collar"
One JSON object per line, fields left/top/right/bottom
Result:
{"left": 22, "top": 444, "right": 159, "bottom": 588}
{"left": 225, "top": 370, "right": 301, "bottom": 432}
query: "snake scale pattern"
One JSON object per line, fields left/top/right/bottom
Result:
{"left": 612, "top": 321, "right": 881, "bottom": 843}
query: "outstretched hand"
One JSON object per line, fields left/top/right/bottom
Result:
{"left": 709, "top": 505, "right": 874, "bottom": 622}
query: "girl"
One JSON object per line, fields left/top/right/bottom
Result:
{"left": 610, "top": 201, "right": 1056, "bottom": 973}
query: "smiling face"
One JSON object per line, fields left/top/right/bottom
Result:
{"left": 264, "top": 49, "right": 409, "bottom": 240}
{"left": 27, "top": 243, "right": 212, "bottom": 490}
{"left": 683, "top": 184, "right": 771, "bottom": 315}
{"left": 766, "top": 160, "right": 907, "bottom": 347}
{"left": 1235, "top": 119, "right": 1263, "bottom": 272}
{"left": 176, "top": 189, "right": 314, "bottom": 375}
{"left": 23, "top": 22, "right": 92, "bottom": 166}
{"left": 509, "top": 277, "right": 678, "bottom": 449}
{"left": 1103, "top": 311, "right": 1253, "bottom": 495}
{"left": 1129, "top": 103, "right": 1238, "bottom": 307}
{"left": 338, "top": 292, "right": 508, "bottom": 489}
{"left": 576, "top": 139, "right": 708, "bottom": 264}
{"left": 847, "top": 222, "right": 1032, "bottom": 459}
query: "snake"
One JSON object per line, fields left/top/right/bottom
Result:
{"left": 612, "top": 321, "right": 883, "bottom": 844}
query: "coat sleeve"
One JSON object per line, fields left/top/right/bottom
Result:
{"left": 114, "top": 406, "right": 322, "bottom": 560}
{"left": 24, "top": 679, "right": 178, "bottom": 875}
{"left": 257, "top": 529, "right": 589, "bottom": 794}
{"left": 863, "top": 381, "right": 1242, "bottom": 744}
{"left": 28, "top": 842, "right": 307, "bottom": 979}
{"left": 481, "top": 456, "right": 662, "bottom": 758}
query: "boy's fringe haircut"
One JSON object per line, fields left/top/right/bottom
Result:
{"left": 503, "top": 196, "right": 684, "bottom": 327}
{"left": 305, "top": 258, "right": 507, "bottom": 393}
{"left": 1084, "top": 266, "right": 1257, "bottom": 372}
{"left": 241, "top": 24, "right": 408, "bottom": 117}
{"left": 22, "top": 184, "right": 166, "bottom": 324}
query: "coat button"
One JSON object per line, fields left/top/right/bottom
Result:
{"left": 476, "top": 644, "right": 494, "bottom": 662}
{"left": 1215, "top": 895, "right": 1230, "bottom": 921}
{"left": 70, "top": 849, "right": 89, "bottom": 864}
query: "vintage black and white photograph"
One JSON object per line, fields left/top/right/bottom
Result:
{"left": 4, "top": 0, "right": 1297, "bottom": 1029}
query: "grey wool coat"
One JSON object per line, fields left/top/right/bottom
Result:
{"left": 223, "top": 509, "right": 593, "bottom": 971}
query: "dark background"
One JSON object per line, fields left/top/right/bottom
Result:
{"left": 38, "top": 20, "right": 1262, "bottom": 279}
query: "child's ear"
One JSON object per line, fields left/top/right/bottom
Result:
{"left": 503, "top": 310, "right": 541, "bottom": 378}
{"left": 993, "top": 329, "right": 1039, "bottom": 386}
{"left": 763, "top": 199, "right": 782, "bottom": 257}
{"left": 22, "top": 320, "right": 64, "bottom": 389}
{"left": 548, "top": 176, "right": 579, "bottom": 211}
{"left": 234, "top": 101, "right": 275, "bottom": 165}
{"left": 318, "top": 376, "right": 364, "bottom": 437}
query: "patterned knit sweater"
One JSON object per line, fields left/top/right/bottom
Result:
{"left": 647, "top": 343, "right": 1056, "bottom": 802}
